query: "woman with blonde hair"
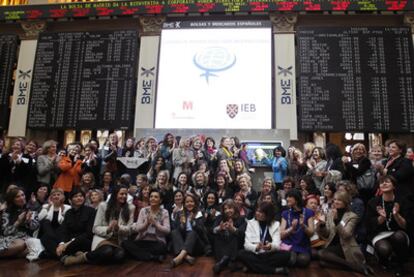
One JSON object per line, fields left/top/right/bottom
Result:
{"left": 37, "top": 140, "right": 59, "bottom": 188}
{"left": 342, "top": 143, "right": 373, "bottom": 203}
{"left": 172, "top": 137, "right": 194, "bottom": 181}
{"left": 306, "top": 147, "right": 327, "bottom": 192}
{"left": 237, "top": 174, "right": 258, "bottom": 210}
{"left": 39, "top": 188, "right": 71, "bottom": 257}
{"left": 155, "top": 170, "right": 174, "bottom": 212}
{"left": 317, "top": 191, "right": 373, "bottom": 275}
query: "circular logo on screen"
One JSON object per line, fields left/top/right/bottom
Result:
{"left": 193, "top": 47, "right": 236, "bottom": 84}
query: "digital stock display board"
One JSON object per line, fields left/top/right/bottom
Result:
{"left": 27, "top": 30, "right": 138, "bottom": 130}
{"left": 0, "top": 34, "right": 18, "bottom": 130}
{"left": 298, "top": 27, "right": 414, "bottom": 133}
{"left": 0, "top": 1, "right": 412, "bottom": 21}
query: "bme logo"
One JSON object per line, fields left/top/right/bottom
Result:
{"left": 226, "top": 104, "right": 256, "bottom": 119}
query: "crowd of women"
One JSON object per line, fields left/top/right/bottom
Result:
{"left": 0, "top": 134, "right": 413, "bottom": 276}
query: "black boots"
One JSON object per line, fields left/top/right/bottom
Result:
{"left": 213, "top": 256, "right": 230, "bottom": 274}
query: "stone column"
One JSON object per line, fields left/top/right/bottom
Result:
{"left": 270, "top": 14, "right": 298, "bottom": 140}
{"left": 133, "top": 16, "right": 165, "bottom": 135}
{"left": 8, "top": 21, "right": 45, "bottom": 137}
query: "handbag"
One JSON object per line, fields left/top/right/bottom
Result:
{"left": 356, "top": 168, "right": 376, "bottom": 190}
{"left": 279, "top": 242, "right": 292, "bottom": 251}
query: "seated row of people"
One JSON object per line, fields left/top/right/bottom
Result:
{"left": 1, "top": 174, "right": 411, "bottom": 276}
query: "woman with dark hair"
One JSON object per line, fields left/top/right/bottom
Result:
{"left": 160, "top": 133, "right": 176, "bottom": 173}
{"left": 366, "top": 175, "right": 411, "bottom": 275}
{"left": 215, "top": 171, "right": 234, "bottom": 204}
{"left": 147, "top": 156, "right": 166, "bottom": 184}
{"left": 212, "top": 199, "right": 247, "bottom": 273}
{"left": 132, "top": 184, "right": 150, "bottom": 221}
{"left": 122, "top": 189, "right": 170, "bottom": 261}
{"left": 174, "top": 172, "right": 192, "bottom": 193}
{"left": 100, "top": 171, "right": 114, "bottom": 200}
{"left": 203, "top": 136, "right": 217, "bottom": 172}
{"left": 64, "top": 185, "right": 134, "bottom": 265}
{"left": 238, "top": 202, "right": 292, "bottom": 275}
{"left": 377, "top": 140, "right": 414, "bottom": 198}
{"left": 233, "top": 192, "right": 253, "bottom": 220}
{"left": 277, "top": 177, "right": 294, "bottom": 209}
{"left": 0, "top": 188, "right": 39, "bottom": 258}
{"left": 27, "top": 185, "right": 49, "bottom": 213}
{"left": 305, "top": 195, "right": 326, "bottom": 251}
{"left": 216, "top": 136, "right": 236, "bottom": 168}
{"left": 101, "top": 133, "right": 122, "bottom": 177}
{"left": 0, "top": 139, "right": 35, "bottom": 197}
{"left": 82, "top": 143, "right": 102, "bottom": 186}
{"left": 170, "top": 193, "right": 211, "bottom": 267}
{"left": 324, "top": 143, "right": 344, "bottom": 175}
{"left": 41, "top": 188, "right": 96, "bottom": 264}
{"left": 170, "top": 190, "right": 184, "bottom": 222}
{"left": 298, "top": 175, "right": 320, "bottom": 201}
{"left": 37, "top": 140, "right": 59, "bottom": 189}
{"left": 203, "top": 191, "right": 221, "bottom": 245}
{"left": 280, "top": 189, "right": 314, "bottom": 267}
{"left": 321, "top": 182, "right": 336, "bottom": 213}
{"left": 263, "top": 146, "right": 288, "bottom": 189}
{"left": 317, "top": 191, "right": 372, "bottom": 275}
{"left": 233, "top": 159, "right": 249, "bottom": 182}
{"left": 306, "top": 147, "right": 327, "bottom": 192}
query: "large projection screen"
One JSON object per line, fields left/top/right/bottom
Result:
{"left": 155, "top": 20, "right": 272, "bottom": 129}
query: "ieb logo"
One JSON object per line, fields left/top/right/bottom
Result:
{"left": 226, "top": 104, "right": 238, "bottom": 118}
{"left": 226, "top": 104, "right": 256, "bottom": 119}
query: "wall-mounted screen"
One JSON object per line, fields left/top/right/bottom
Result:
{"left": 156, "top": 20, "right": 272, "bottom": 129}
{"left": 242, "top": 140, "right": 282, "bottom": 167}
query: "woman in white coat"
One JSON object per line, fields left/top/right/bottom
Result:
{"left": 237, "top": 202, "right": 293, "bottom": 275}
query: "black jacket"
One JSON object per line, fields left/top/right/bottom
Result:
{"left": 59, "top": 205, "right": 96, "bottom": 243}
{"left": 382, "top": 156, "right": 414, "bottom": 197}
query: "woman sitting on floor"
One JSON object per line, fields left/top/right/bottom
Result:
{"left": 44, "top": 188, "right": 96, "bottom": 265}
{"left": 212, "top": 199, "right": 246, "bottom": 273}
{"left": 122, "top": 189, "right": 170, "bottom": 262}
{"left": 237, "top": 202, "right": 293, "bottom": 275}
{"left": 280, "top": 188, "right": 314, "bottom": 268}
{"left": 0, "top": 188, "right": 39, "bottom": 258}
{"left": 366, "top": 175, "right": 411, "bottom": 276}
{"left": 38, "top": 188, "right": 71, "bottom": 258}
{"left": 64, "top": 185, "right": 134, "bottom": 265}
{"left": 170, "top": 193, "right": 211, "bottom": 268}
{"left": 317, "top": 191, "right": 373, "bottom": 275}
